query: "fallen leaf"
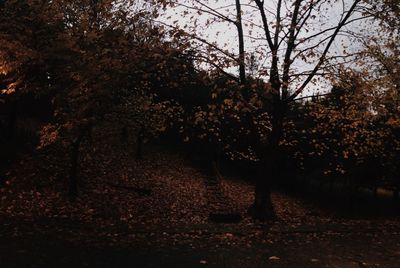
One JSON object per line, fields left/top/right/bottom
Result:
{"left": 269, "top": 256, "right": 280, "bottom": 261}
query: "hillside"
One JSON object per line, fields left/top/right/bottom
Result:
{"left": 1, "top": 127, "right": 400, "bottom": 267}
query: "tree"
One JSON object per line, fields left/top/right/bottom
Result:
{"left": 354, "top": 0, "right": 400, "bottom": 198}
{"left": 47, "top": 0, "right": 189, "bottom": 198}
{"left": 285, "top": 0, "right": 400, "bottom": 200}
{"left": 159, "top": 0, "right": 368, "bottom": 219}
{"left": 300, "top": 72, "right": 385, "bottom": 191}
{"left": 0, "top": 0, "right": 63, "bottom": 139}
{"left": 1, "top": 0, "right": 190, "bottom": 198}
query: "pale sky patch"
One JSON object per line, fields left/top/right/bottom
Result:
{"left": 157, "top": 0, "right": 378, "bottom": 98}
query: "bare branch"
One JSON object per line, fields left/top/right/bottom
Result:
{"left": 291, "top": 33, "right": 334, "bottom": 62}
{"left": 281, "top": 0, "right": 302, "bottom": 99}
{"left": 192, "top": 55, "right": 240, "bottom": 82}
{"left": 273, "top": 0, "right": 282, "bottom": 49}
{"left": 254, "top": 0, "right": 275, "bottom": 52}
{"left": 152, "top": 19, "right": 238, "bottom": 62}
{"left": 193, "top": 0, "right": 236, "bottom": 24}
{"left": 293, "top": 92, "right": 333, "bottom": 102}
{"left": 173, "top": 2, "right": 236, "bottom": 24}
{"left": 297, "top": 15, "right": 370, "bottom": 45}
{"left": 293, "top": 1, "right": 317, "bottom": 42}
{"left": 286, "top": 0, "right": 362, "bottom": 102}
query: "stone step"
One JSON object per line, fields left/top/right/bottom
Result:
{"left": 203, "top": 175, "right": 242, "bottom": 223}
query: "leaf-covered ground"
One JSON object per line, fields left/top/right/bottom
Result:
{"left": 1, "top": 126, "right": 400, "bottom": 267}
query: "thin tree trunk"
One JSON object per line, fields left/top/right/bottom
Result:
{"left": 136, "top": 125, "right": 144, "bottom": 160}
{"left": 7, "top": 108, "right": 16, "bottom": 139}
{"left": 121, "top": 126, "right": 128, "bottom": 141}
{"left": 393, "top": 187, "right": 399, "bottom": 201}
{"left": 68, "top": 129, "right": 87, "bottom": 200}
{"left": 235, "top": 0, "right": 246, "bottom": 86}
{"left": 212, "top": 141, "right": 222, "bottom": 171}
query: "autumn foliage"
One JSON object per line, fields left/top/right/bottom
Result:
{"left": 0, "top": 0, "right": 399, "bottom": 220}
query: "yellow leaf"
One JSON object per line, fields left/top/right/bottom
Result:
{"left": 269, "top": 256, "right": 280, "bottom": 261}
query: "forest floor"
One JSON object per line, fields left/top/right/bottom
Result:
{"left": 1, "top": 128, "right": 400, "bottom": 267}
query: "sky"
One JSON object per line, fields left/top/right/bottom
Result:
{"left": 156, "top": 0, "right": 377, "bottom": 98}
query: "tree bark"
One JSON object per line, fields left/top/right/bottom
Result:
{"left": 7, "top": 108, "right": 16, "bottom": 139}
{"left": 393, "top": 187, "right": 399, "bottom": 201}
{"left": 68, "top": 129, "right": 87, "bottom": 200}
{"left": 136, "top": 124, "right": 145, "bottom": 159}
{"left": 121, "top": 126, "right": 128, "bottom": 141}
{"left": 251, "top": 101, "right": 286, "bottom": 220}
{"left": 235, "top": 0, "right": 246, "bottom": 86}
{"left": 251, "top": 157, "right": 277, "bottom": 220}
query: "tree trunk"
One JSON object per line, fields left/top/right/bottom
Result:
{"left": 121, "top": 126, "right": 128, "bottom": 141}
{"left": 68, "top": 129, "right": 86, "bottom": 200}
{"left": 393, "top": 187, "right": 399, "bottom": 201}
{"left": 213, "top": 141, "right": 222, "bottom": 171}
{"left": 136, "top": 125, "right": 144, "bottom": 160}
{"left": 251, "top": 101, "right": 286, "bottom": 220}
{"left": 251, "top": 157, "right": 277, "bottom": 220}
{"left": 7, "top": 108, "right": 16, "bottom": 139}
{"left": 235, "top": 0, "right": 246, "bottom": 86}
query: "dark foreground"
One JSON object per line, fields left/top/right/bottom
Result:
{"left": 1, "top": 143, "right": 400, "bottom": 267}
{"left": 1, "top": 217, "right": 400, "bottom": 268}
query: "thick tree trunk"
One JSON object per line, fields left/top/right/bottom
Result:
{"left": 251, "top": 101, "right": 286, "bottom": 220}
{"left": 251, "top": 157, "right": 277, "bottom": 220}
